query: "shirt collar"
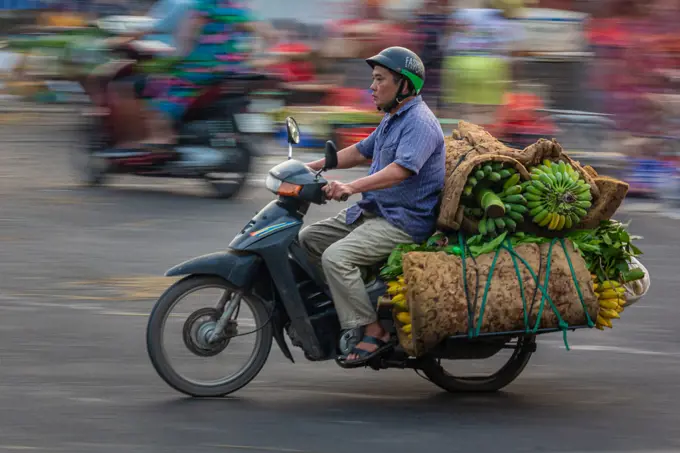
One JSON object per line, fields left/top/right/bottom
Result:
{"left": 390, "top": 95, "right": 423, "bottom": 118}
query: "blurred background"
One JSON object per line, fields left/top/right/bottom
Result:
{"left": 1, "top": 1, "right": 680, "bottom": 452}
{"left": 1, "top": 0, "right": 679, "bottom": 198}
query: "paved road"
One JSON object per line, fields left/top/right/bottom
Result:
{"left": 1, "top": 122, "right": 680, "bottom": 453}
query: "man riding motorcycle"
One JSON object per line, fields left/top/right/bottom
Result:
{"left": 302, "top": 47, "right": 446, "bottom": 367}
{"left": 96, "top": 0, "right": 259, "bottom": 160}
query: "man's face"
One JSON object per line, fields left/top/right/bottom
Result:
{"left": 370, "top": 65, "right": 400, "bottom": 111}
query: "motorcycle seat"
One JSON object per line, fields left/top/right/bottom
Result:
{"left": 182, "top": 74, "right": 277, "bottom": 117}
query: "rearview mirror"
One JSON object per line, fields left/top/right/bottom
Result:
{"left": 323, "top": 140, "right": 338, "bottom": 171}
{"left": 286, "top": 117, "right": 300, "bottom": 145}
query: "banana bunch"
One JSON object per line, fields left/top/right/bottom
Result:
{"left": 477, "top": 173, "right": 528, "bottom": 237}
{"left": 463, "top": 162, "right": 517, "bottom": 197}
{"left": 593, "top": 276, "right": 626, "bottom": 330}
{"left": 387, "top": 277, "right": 412, "bottom": 341}
{"left": 525, "top": 159, "right": 593, "bottom": 231}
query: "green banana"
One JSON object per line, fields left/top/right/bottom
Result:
{"left": 508, "top": 203, "right": 528, "bottom": 214}
{"left": 476, "top": 170, "right": 485, "bottom": 181}
{"left": 503, "top": 173, "right": 521, "bottom": 190}
{"left": 494, "top": 218, "right": 506, "bottom": 230}
{"left": 503, "top": 194, "right": 527, "bottom": 204}
{"left": 498, "top": 169, "right": 512, "bottom": 179}
{"left": 489, "top": 172, "right": 502, "bottom": 182}
{"left": 486, "top": 217, "right": 496, "bottom": 235}
{"left": 463, "top": 185, "right": 473, "bottom": 197}
{"left": 502, "top": 185, "right": 522, "bottom": 197}
{"left": 478, "top": 217, "right": 488, "bottom": 235}
{"left": 504, "top": 217, "right": 517, "bottom": 231}
{"left": 483, "top": 165, "right": 493, "bottom": 176}
{"left": 533, "top": 209, "right": 549, "bottom": 224}
{"left": 574, "top": 207, "right": 588, "bottom": 217}
{"left": 507, "top": 211, "right": 524, "bottom": 223}
{"left": 530, "top": 205, "right": 546, "bottom": 217}
{"left": 468, "top": 177, "right": 478, "bottom": 187}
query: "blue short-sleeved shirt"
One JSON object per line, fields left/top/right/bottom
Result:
{"left": 348, "top": 96, "right": 445, "bottom": 243}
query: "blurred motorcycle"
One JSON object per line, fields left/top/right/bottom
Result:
{"left": 73, "top": 36, "right": 280, "bottom": 199}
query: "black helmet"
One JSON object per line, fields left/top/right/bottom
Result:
{"left": 366, "top": 46, "right": 425, "bottom": 96}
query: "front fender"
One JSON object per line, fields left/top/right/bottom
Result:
{"left": 165, "top": 250, "right": 261, "bottom": 290}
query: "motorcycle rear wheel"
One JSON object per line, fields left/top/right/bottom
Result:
{"left": 419, "top": 335, "right": 535, "bottom": 393}
{"left": 146, "top": 275, "right": 273, "bottom": 397}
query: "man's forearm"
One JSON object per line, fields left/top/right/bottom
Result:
{"left": 306, "top": 144, "right": 369, "bottom": 171}
{"left": 347, "top": 163, "right": 412, "bottom": 194}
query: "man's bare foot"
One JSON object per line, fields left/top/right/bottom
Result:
{"left": 345, "top": 322, "right": 391, "bottom": 361}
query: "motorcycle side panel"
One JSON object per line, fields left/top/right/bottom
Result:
{"left": 230, "top": 199, "right": 328, "bottom": 360}
{"left": 229, "top": 200, "right": 303, "bottom": 251}
{"left": 165, "top": 251, "right": 261, "bottom": 290}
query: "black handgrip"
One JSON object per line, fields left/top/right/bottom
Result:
{"left": 340, "top": 194, "right": 350, "bottom": 202}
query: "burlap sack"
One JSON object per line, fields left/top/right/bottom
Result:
{"left": 397, "top": 239, "right": 599, "bottom": 357}
{"left": 437, "top": 121, "right": 605, "bottom": 232}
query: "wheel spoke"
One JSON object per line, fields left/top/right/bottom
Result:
{"left": 146, "top": 276, "right": 273, "bottom": 397}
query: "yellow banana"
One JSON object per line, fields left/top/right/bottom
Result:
{"left": 392, "top": 293, "right": 405, "bottom": 303}
{"left": 539, "top": 212, "right": 553, "bottom": 227}
{"left": 599, "top": 297, "right": 622, "bottom": 307}
{"left": 600, "top": 308, "right": 620, "bottom": 319}
{"left": 556, "top": 214, "right": 566, "bottom": 230}
{"left": 387, "top": 285, "right": 406, "bottom": 295}
{"left": 393, "top": 299, "right": 409, "bottom": 312}
{"left": 597, "top": 315, "right": 613, "bottom": 328}
{"left": 396, "top": 312, "right": 411, "bottom": 325}
{"left": 548, "top": 213, "right": 560, "bottom": 230}
{"left": 595, "top": 324, "right": 605, "bottom": 331}
{"left": 402, "top": 324, "right": 412, "bottom": 334}
{"left": 599, "top": 299, "right": 619, "bottom": 310}
{"left": 398, "top": 276, "right": 405, "bottom": 284}
{"left": 616, "top": 305, "right": 624, "bottom": 313}
{"left": 592, "top": 283, "right": 599, "bottom": 291}
{"left": 600, "top": 280, "right": 621, "bottom": 289}
{"left": 598, "top": 288, "right": 625, "bottom": 299}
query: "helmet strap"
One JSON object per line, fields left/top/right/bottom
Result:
{"left": 380, "top": 78, "right": 408, "bottom": 113}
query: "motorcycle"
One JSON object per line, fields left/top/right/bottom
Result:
{"left": 145, "top": 116, "right": 540, "bottom": 397}
{"left": 73, "top": 38, "right": 279, "bottom": 199}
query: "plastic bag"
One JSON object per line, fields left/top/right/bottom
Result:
{"left": 623, "top": 257, "right": 650, "bottom": 307}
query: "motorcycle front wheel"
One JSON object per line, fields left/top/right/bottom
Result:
{"left": 146, "top": 275, "right": 273, "bottom": 397}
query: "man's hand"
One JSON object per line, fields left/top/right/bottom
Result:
{"left": 323, "top": 181, "right": 356, "bottom": 201}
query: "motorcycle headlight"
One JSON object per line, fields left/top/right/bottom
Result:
{"left": 265, "top": 174, "right": 303, "bottom": 197}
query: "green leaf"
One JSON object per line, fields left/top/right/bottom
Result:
{"left": 469, "top": 232, "right": 508, "bottom": 257}
{"left": 630, "top": 244, "right": 643, "bottom": 256}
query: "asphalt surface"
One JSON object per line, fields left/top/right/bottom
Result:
{"left": 1, "top": 119, "right": 680, "bottom": 453}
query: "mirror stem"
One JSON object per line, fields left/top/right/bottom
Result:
{"left": 288, "top": 143, "right": 292, "bottom": 160}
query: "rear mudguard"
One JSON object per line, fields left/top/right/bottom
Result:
{"left": 165, "top": 250, "right": 261, "bottom": 290}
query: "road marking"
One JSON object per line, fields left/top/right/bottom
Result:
{"left": 0, "top": 447, "right": 42, "bottom": 451}
{"left": 543, "top": 340, "right": 680, "bottom": 357}
{"left": 205, "top": 445, "right": 310, "bottom": 453}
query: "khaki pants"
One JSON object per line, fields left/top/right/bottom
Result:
{"left": 298, "top": 208, "right": 413, "bottom": 329}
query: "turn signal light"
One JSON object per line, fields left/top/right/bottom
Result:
{"left": 278, "top": 182, "right": 302, "bottom": 197}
